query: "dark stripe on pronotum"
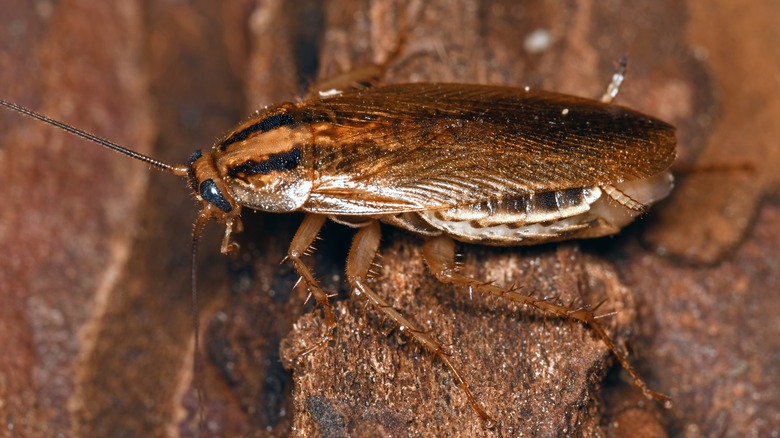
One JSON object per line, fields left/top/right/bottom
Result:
{"left": 228, "top": 148, "right": 302, "bottom": 178}
{"left": 219, "top": 112, "right": 296, "bottom": 150}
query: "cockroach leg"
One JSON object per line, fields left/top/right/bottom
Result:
{"left": 422, "top": 234, "right": 673, "bottom": 408}
{"left": 288, "top": 214, "right": 336, "bottom": 328}
{"left": 346, "top": 221, "right": 496, "bottom": 427}
{"left": 305, "top": 46, "right": 395, "bottom": 97}
{"left": 219, "top": 216, "right": 243, "bottom": 254}
{"left": 306, "top": 64, "right": 390, "bottom": 98}
{"left": 305, "top": 10, "right": 409, "bottom": 98}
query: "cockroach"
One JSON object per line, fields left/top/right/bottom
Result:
{"left": 0, "top": 59, "right": 675, "bottom": 427}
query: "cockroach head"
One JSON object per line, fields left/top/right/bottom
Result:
{"left": 187, "top": 149, "right": 239, "bottom": 220}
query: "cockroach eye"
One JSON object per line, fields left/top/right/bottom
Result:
{"left": 199, "top": 179, "right": 233, "bottom": 212}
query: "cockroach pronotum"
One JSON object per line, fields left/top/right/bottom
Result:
{"left": 0, "top": 57, "right": 675, "bottom": 427}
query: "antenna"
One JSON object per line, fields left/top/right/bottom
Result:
{"left": 0, "top": 99, "right": 189, "bottom": 176}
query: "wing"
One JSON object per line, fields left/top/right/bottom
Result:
{"left": 299, "top": 83, "right": 676, "bottom": 215}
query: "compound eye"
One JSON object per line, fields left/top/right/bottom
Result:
{"left": 199, "top": 179, "right": 233, "bottom": 212}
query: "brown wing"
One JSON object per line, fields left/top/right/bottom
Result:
{"left": 300, "top": 83, "right": 676, "bottom": 215}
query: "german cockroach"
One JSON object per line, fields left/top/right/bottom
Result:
{"left": 0, "top": 59, "right": 675, "bottom": 427}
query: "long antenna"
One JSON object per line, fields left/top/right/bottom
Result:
{"left": 0, "top": 99, "right": 189, "bottom": 176}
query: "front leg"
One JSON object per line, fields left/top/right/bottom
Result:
{"left": 287, "top": 214, "right": 335, "bottom": 326}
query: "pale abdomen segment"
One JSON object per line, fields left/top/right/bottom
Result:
{"left": 385, "top": 171, "right": 673, "bottom": 246}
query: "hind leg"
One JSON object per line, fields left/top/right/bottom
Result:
{"left": 422, "top": 234, "right": 672, "bottom": 406}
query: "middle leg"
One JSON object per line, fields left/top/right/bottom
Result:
{"left": 345, "top": 220, "right": 495, "bottom": 427}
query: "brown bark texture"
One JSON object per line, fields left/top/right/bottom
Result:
{"left": 0, "top": 0, "right": 778, "bottom": 436}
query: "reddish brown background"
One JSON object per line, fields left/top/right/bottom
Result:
{"left": 0, "top": 0, "right": 778, "bottom": 436}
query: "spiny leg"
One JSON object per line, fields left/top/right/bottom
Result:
{"left": 422, "top": 235, "right": 672, "bottom": 407}
{"left": 346, "top": 221, "right": 496, "bottom": 427}
{"left": 304, "top": 5, "right": 409, "bottom": 98}
{"left": 287, "top": 214, "right": 336, "bottom": 341}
